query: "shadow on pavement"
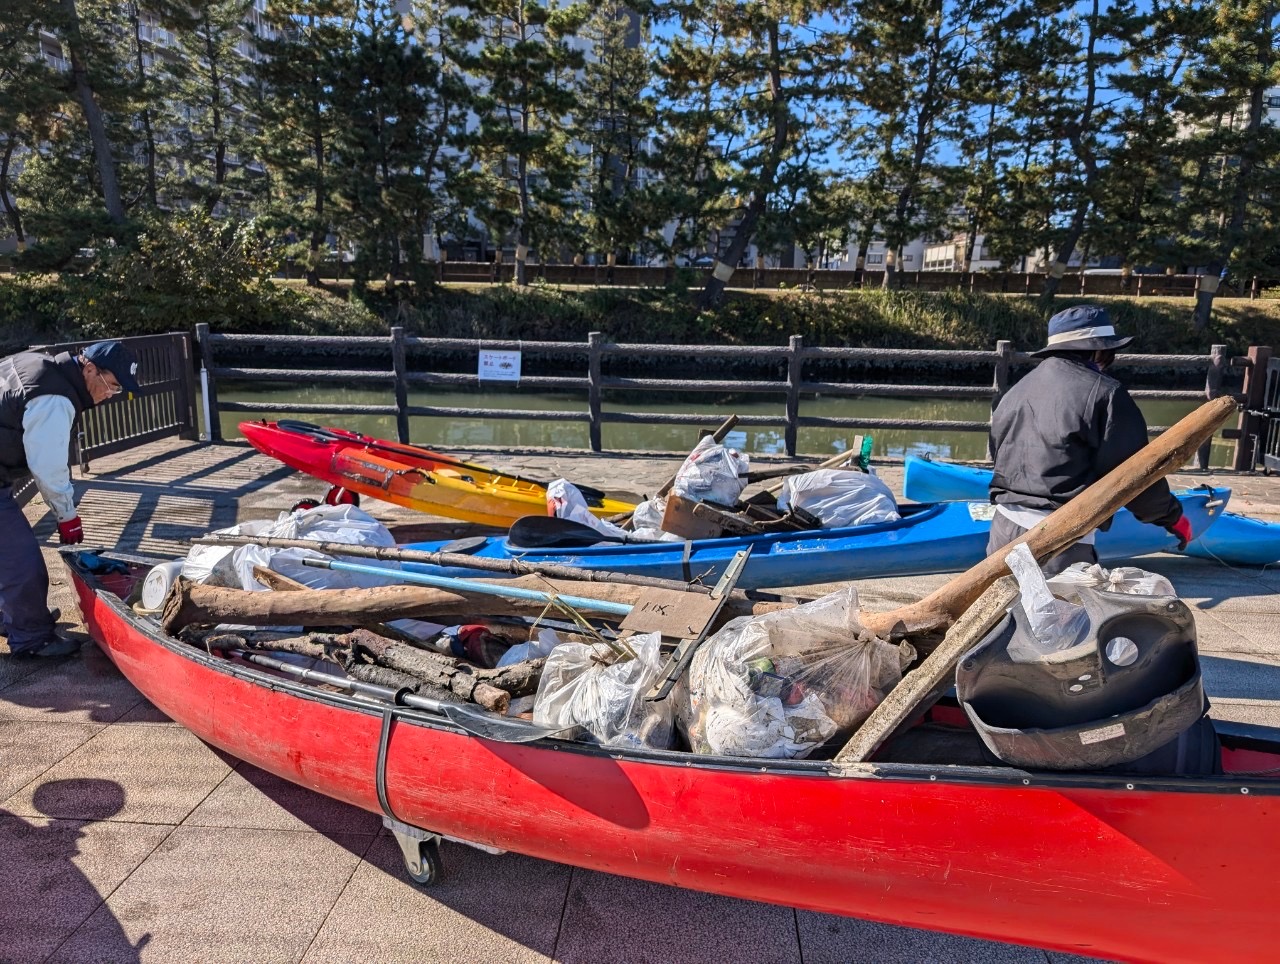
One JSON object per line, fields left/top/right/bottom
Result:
{"left": 0, "top": 780, "right": 149, "bottom": 961}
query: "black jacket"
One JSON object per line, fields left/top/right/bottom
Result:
{"left": 0, "top": 351, "right": 92, "bottom": 486}
{"left": 989, "top": 356, "right": 1182, "bottom": 529}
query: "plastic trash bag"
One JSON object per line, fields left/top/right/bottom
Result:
{"left": 1047, "top": 562, "right": 1176, "bottom": 599}
{"left": 680, "top": 587, "right": 912, "bottom": 759}
{"left": 184, "top": 505, "right": 400, "bottom": 592}
{"left": 533, "top": 633, "right": 674, "bottom": 749}
{"left": 671, "top": 435, "right": 749, "bottom": 506}
{"left": 776, "top": 469, "right": 900, "bottom": 529}
{"left": 629, "top": 496, "right": 682, "bottom": 541}
{"left": 1004, "top": 543, "right": 1090, "bottom": 663}
{"left": 496, "top": 627, "right": 566, "bottom": 667}
{"left": 546, "top": 479, "right": 635, "bottom": 540}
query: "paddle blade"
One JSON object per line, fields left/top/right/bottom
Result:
{"left": 507, "top": 515, "right": 627, "bottom": 549}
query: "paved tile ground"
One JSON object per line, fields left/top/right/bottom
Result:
{"left": 3, "top": 437, "right": 1278, "bottom": 963}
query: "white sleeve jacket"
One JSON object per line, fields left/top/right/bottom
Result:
{"left": 22, "top": 394, "right": 77, "bottom": 522}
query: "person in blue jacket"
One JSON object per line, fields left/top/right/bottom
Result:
{"left": 0, "top": 341, "right": 140, "bottom": 657}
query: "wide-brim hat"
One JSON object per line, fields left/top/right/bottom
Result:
{"left": 1031, "top": 304, "right": 1133, "bottom": 357}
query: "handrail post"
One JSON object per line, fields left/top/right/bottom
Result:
{"left": 987, "top": 339, "right": 1013, "bottom": 460}
{"left": 1198, "top": 344, "right": 1227, "bottom": 470}
{"left": 391, "top": 326, "right": 410, "bottom": 443}
{"left": 1234, "top": 344, "right": 1272, "bottom": 471}
{"left": 785, "top": 334, "right": 803, "bottom": 457}
{"left": 588, "top": 331, "right": 603, "bottom": 452}
{"left": 195, "top": 322, "right": 222, "bottom": 442}
{"left": 176, "top": 331, "right": 199, "bottom": 440}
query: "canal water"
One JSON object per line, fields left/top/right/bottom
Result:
{"left": 217, "top": 383, "right": 1235, "bottom": 466}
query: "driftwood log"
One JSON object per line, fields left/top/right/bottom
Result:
{"left": 190, "top": 628, "right": 542, "bottom": 714}
{"left": 161, "top": 572, "right": 793, "bottom": 636}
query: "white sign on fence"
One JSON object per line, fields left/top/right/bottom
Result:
{"left": 478, "top": 350, "right": 522, "bottom": 382}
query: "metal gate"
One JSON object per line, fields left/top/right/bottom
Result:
{"left": 1261, "top": 356, "right": 1280, "bottom": 473}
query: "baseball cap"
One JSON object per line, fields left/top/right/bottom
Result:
{"left": 82, "top": 341, "right": 142, "bottom": 397}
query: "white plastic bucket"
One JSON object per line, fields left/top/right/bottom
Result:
{"left": 141, "top": 560, "right": 185, "bottom": 611}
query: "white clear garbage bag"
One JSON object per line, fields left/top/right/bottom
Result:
{"left": 184, "top": 504, "right": 400, "bottom": 592}
{"left": 680, "top": 587, "right": 912, "bottom": 759}
{"left": 777, "top": 469, "right": 900, "bottom": 529}
{"left": 496, "top": 627, "right": 566, "bottom": 667}
{"left": 1046, "top": 562, "right": 1176, "bottom": 599}
{"left": 671, "top": 435, "right": 749, "bottom": 506}
{"left": 546, "top": 479, "right": 635, "bottom": 540}
{"left": 1004, "top": 543, "right": 1091, "bottom": 663}
{"left": 533, "top": 633, "right": 674, "bottom": 749}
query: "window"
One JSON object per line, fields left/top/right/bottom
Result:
{"left": 1269, "top": 96, "right": 1280, "bottom": 108}
{"left": 866, "top": 253, "right": 884, "bottom": 265}
{"left": 903, "top": 255, "right": 914, "bottom": 263}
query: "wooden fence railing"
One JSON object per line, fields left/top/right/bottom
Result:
{"left": 195, "top": 324, "right": 1265, "bottom": 466}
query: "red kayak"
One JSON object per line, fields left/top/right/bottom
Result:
{"left": 66, "top": 551, "right": 1280, "bottom": 962}
{"left": 238, "top": 419, "right": 634, "bottom": 526}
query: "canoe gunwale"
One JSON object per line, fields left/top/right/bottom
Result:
{"left": 67, "top": 551, "right": 1280, "bottom": 799}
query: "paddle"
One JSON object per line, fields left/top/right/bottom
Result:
{"left": 506, "top": 515, "right": 651, "bottom": 548}
{"left": 273, "top": 419, "right": 615, "bottom": 506}
{"left": 235, "top": 650, "right": 575, "bottom": 743}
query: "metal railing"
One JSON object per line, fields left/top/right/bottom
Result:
{"left": 195, "top": 323, "right": 1264, "bottom": 464}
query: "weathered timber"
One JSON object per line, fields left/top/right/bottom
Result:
{"left": 251, "top": 566, "right": 310, "bottom": 592}
{"left": 837, "top": 577, "right": 1019, "bottom": 764}
{"left": 160, "top": 573, "right": 792, "bottom": 635}
{"left": 345, "top": 628, "right": 540, "bottom": 712}
{"left": 860, "top": 395, "right": 1237, "bottom": 640}
{"left": 343, "top": 662, "right": 460, "bottom": 703}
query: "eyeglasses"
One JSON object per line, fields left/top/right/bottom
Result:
{"left": 95, "top": 369, "right": 123, "bottom": 396}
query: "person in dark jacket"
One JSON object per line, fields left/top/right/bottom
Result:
{"left": 0, "top": 341, "right": 140, "bottom": 657}
{"left": 988, "top": 305, "right": 1192, "bottom": 576}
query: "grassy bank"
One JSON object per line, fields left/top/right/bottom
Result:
{"left": 3, "top": 271, "right": 1280, "bottom": 356}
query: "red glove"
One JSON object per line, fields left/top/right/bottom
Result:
{"left": 1168, "top": 515, "right": 1193, "bottom": 551}
{"left": 57, "top": 517, "right": 85, "bottom": 545}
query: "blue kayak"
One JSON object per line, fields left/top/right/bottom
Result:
{"left": 903, "top": 456, "right": 1270, "bottom": 566}
{"left": 402, "top": 487, "right": 1230, "bottom": 590}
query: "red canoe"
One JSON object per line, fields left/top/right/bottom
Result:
{"left": 66, "top": 552, "right": 1280, "bottom": 963}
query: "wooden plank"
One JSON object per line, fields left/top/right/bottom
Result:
{"left": 836, "top": 576, "right": 1018, "bottom": 765}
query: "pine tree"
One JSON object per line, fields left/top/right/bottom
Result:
{"left": 51, "top": 0, "right": 127, "bottom": 224}
{"left": 650, "top": 0, "right": 851, "bottom": 307}
{"left": 1170, "top": 0, "right": 1280, "bottom": 329}
{"left": 167, "top": 0, "right": 257, "bottom": 214}
{"left": 0, "top": 0, "right": 68, "bottom": 248}
{"left": 847, "top": 0, "right": 984, "bottom": 288}
{"left": 327, "top": 0, "right": 440, "bottom": 293}
{"left": 254, "top": 0, "right": 357, "bottom": 284}
{"left": 446, "top": 0, "right": 588, "bottom": 285}
{"left": 575, "top": 0, "right": 656, "bottom": 264}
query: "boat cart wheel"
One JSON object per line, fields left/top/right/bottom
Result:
{"left": 403, "top": 836, "right": 443, "bottom": 887}
{"left": 385, "top": 817, "right": 444, "bottom": 888}
{"left": 291, "top": 498, "right": 322, "bottom": 513}
{"left": 324, "top": 485, "right": 361, "bottom": 507}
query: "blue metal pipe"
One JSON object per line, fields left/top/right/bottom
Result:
{"left": 300, "top": 557, "right": 634, "bottom": 617}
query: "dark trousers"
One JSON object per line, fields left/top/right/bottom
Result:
{"left": 986, "top": 510, "right": 1098, "bottom": 578}
{"left": 0, "top": 485, "right": 56, "bottom": 652}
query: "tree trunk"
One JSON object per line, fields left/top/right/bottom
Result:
{"left": 0, "top": 143, "right": 26, "bottom": 246}
{"left": 698, "top": 21, "right": 787, "bottom": 310}
{"left": 161, "top": 574, "right": 792, "bottom": 635}
{"left": 128, "top": 3, "right": 158, "bottom": 208}
{"left": 60, "top": 0, "right": 125, "bottom": 224}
